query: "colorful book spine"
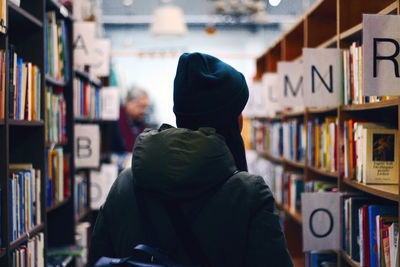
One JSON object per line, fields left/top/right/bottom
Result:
{"left": 11, "top": 232, "right": 45, "bottom": 267}
{"left": 45, "top": 86, "right": 67, "bottom": 144}
{"left": 5, "top": 47, "right": 41, "bottom": 121}
{"left": 45, "top": 11, "right": 69, "bottom": 81}
{"left": 46, "top": 147, "right": 70, "bottom": 208}
{"left": 8, "top": 165, "right": 41, "bottom": 242}
{"left": 73, "top": 77, "right": 101, "bottom": 120}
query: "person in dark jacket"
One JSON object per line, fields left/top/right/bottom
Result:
{"left": 88, "top": 52, "right": 294, "bottom": 267}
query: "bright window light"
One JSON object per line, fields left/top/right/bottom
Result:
{"left": 269, "top": 0, "right": 282, "bottom": 7}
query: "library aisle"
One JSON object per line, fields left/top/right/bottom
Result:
{"left": 0, "top": 0, "right": 400, "bottom": 266}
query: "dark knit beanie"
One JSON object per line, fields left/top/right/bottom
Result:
{"left": 173, "top": 52, "right": 249, "bottom": 120}
{"left": 173, "top": 52, "right": 249, "bottom": 171}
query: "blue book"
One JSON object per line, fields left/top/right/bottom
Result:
{"left": 368, "top": 205, "right": 398, "bottom": 267}
{"left": 9, "top": 176, "right": 13, "bottom": 242}
{"left": 18, "top": 172, "right": 24, "bottom": 235}
{"left": 349, "top": 197, "right": 375, "bottom": 261}
{"left": 17, "top": 58, "right": 23, "bottom": 120}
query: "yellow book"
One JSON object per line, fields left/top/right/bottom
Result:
{"left": 315, "top": 124, "right": 320, "bottom": 168}
{"left": 325, "top": 117, "right": 336, "bottom": 171}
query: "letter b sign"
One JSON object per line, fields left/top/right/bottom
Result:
{"left": 75, "top": 124, "right": 100, "bottom": 168}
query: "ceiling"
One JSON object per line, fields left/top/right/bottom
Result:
{"left": 100, "top": 0, "right": 318, "bottom": 25}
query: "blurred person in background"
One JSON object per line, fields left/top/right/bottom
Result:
{"left": 111, "top": 87, "right": 150, "bottom": 153}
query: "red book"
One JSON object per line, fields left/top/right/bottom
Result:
{"left": 360, "top": 205, "right": 371, "bottom": 267}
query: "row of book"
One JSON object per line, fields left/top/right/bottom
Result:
{"left": 7, "top": 46, "right": 42, "bottom": 121}
{"left": 11, "top": 232, "right": 45, "bottom": 267}
{"left": 342, "top": 121, "right": 398, "bottom": 184}
{"left": 282, "top": 120, "right": 306, "bottom": 162}
{"left": 307, "top": 117, "right": 338, "bottom": 173}
{"left": 75, "top": 174, "right": 88, "bottom": 219}
{"left": 45, "top": 11, "right": 69, "bottom": 82}
{"left": 45, "top": 86, "right": 67, "bottom": 144}
{"left": 251, "top": 120, "right": 283, "bottom": 158}
{"left": 9, "top": 164, "right": 41, "bottom": 242}
{"left": 343, "top": 197, "right": 399, "bottom": 267}
{"left": 73, "top": 77, "right": 101, "bottom": 119}
{"left": 46, "top": 147, "right": 71, "bottom": 208}
{"left": 342, "top": 42, "right": 395, "bottom": 105}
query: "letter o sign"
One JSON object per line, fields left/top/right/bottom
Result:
{"left": 309, "top": 208, "right": 334, "bottom": 238}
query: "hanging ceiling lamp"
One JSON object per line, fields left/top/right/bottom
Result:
{"left": 150, "top": 0, "right": 187, "bottom": 36}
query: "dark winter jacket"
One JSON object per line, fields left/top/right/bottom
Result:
{"left": 88, "top": 125, "right": 293, "bottom": 267}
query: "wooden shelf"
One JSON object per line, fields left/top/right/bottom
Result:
{"left": 378, "top": 1, "right": 399, "bottom": 15}
{"left": 343, "top": 178, "right": 399, "bottom": 201}
{"left": 276, "top": 202, "right": 302, "bottom": 225}
{"left": 318, "top": 35, "right": 337, "bottom": 48}
{"left": 74, "top": 117, "right": 103, "bottom": 123}
{"left": 341, "top": 99, "right": 399, "bottom": 112}
{"left": 307, "top": 106, "right": 338, "bottom": 116}
{"left": 75, "top": 208, "right": 90, "bottom": 222}
{"left": 339, "top": 250, "right": 360, "bottom": 267}
{"left": 74, "top": 69, "right": 102, "bottom": 87}
{"left": 259, "top": 152, "right": 284, "bottom": 164}
{"left": 284, "top": 158, "right": 305, "bottom": 169}
{"left": 340, "top": 23, "right": 362, "bottom": 41}
{"left": 46, "top": 198, "right": 70, "bottom": 213}
{"left": 45, "top": 75, "right": 68, "bottom": 87}
{"left": 283, "top": 110, "right": 304, "bottom": 119}
{"left": 307, "top": 165, "right": 338, "bottom": 179}
{"left": 8, "top": 2, "right": 43, "bottom": 29}
{"left": 10, "top": 223, "right": 45, "bottom": 250}
{"left": 45, "top": 141, "right": 68, "bottom": 147}
{"left": 8, "top": 120, "right": 44, "bottom": 126}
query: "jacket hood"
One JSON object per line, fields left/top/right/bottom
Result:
{"left": 131, "top": 124, "right": 237, "bottom": 199}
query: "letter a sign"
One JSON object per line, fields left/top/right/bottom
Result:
{"left": 74, "top": 124, "right": 100, "bottom": 168}
{"left": 363, "top": 14, "right": 400, "bottom": 96}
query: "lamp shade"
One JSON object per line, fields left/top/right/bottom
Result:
{"left": 150, "top": 5, "right": 187, "bottom": 36}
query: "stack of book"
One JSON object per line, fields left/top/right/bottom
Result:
{"left": 9, "top": 164, "right": 41, "bottom": 242}
{"left": 282, "top": 172, "right": 304, "bottom": 213}
{"left": 342, "top": 198, "right": 399, "bottom": 267}
{"left": 11, "top": 233, "right": 45, "bottom": 267}
{"left": 73, "top": 77, "right": 101, "bottom": 120}
{"left": 74, "top": 174, "right": 88, "bottom": 218}
{"left": 45, "top": 11, "right": 69, "bottom": 81}
{"left": 282, "top": 119, "right": 305, "bottom": 162}
{"left": 45, "top": 86, "right": 67, "bottom": 144}
{"left": 343, "top": 121, "right": 399, "bottom": 184}
{"left": 0, "top": 50, "right": 5, "bottom": 119}
{"left": 7, "top": 46, "right": 42, "bottom": 121}
{"left": 307, "top": 117, "right": 338, "bottom": 172}
{"left": 46, "top": 147, "right": 70, "bottom": 208}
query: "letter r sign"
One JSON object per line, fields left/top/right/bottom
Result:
{"left": 363, "top": 14, "right": 400, "bottom": 96}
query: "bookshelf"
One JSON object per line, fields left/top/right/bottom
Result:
{"left": 253, "top": 0, "right": 400, "bottom": 266}
{"left": 0, "top": 0, "right": 104, "bottom": 266}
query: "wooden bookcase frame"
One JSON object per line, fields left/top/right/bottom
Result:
{"left": 254, "top": 0, "right": 400, "bottom": 266}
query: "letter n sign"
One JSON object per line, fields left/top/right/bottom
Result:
{"left": 74, "top": 124, "right": 100, "bottom": 168}
{"left": 363, "top": 14, "right": 400, "bottom": 96}
{"left": 301, "top": 192, "right": 341, "bottom": 251}
{"left": 303, "top": 48, "right": 343, "bottom": 108}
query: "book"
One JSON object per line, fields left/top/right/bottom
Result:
{"left": 388, "top": 222, "right": 398, "bottom": 267}
{"left": 364, "top": 128, "right": 398, "bottom": 184}
{"left": 368, "top": 205, "right": 398, "bottom": 267}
